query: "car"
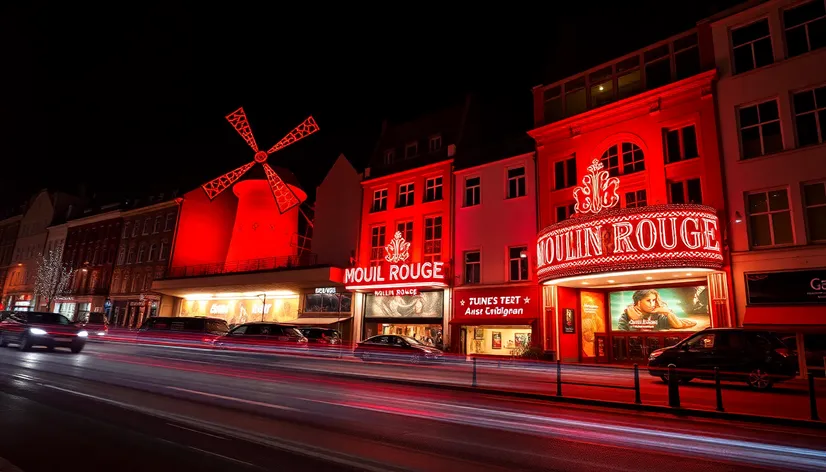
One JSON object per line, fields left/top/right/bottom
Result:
{"left": 214, "top": 322, "right": 308, "bottom": 352}
{"left": 0, "top": 311, "right": 88, "bottom": 353}
{"left": 77, "top": 311, "right": 109, "bottom": 339}
{"left": 354, "top": 334, "right": 444, "bottom": 364}
{"left": 647, "top": 328, "right": 797, "bottom": 390}
{"left": 136, "top": 317, "right": 229, "bottom": 347}
{"left": 295, "top": 327, "right": 343, "bottom": 346}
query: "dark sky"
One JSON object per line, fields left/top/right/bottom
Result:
{"left": 1, "top": 2, "right": 745, "bottom": 213}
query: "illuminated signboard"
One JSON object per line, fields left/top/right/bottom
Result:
{"left": 314, "top": 287, "right": 338, "bottom": 294}
{"left": 345, "top": 231, "right": 447, "bottom": 290}
{"left": 536, "top": 204, "right": 723, "bottom": 283}
{"left": 452, "top": 286, "right": 538, "bottom": 322}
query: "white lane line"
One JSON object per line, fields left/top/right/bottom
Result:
{"left": 165, "top": 422, "right": 229, "bottom": 440}
{"left": 187, "top": 446, "right": 258, "bottom": 468}
{"left": 166, "top": 386, "right": 298, "bottom": 411}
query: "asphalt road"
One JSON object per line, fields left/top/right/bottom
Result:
{"left": 1, "top": 341, "right": 825, "bottom": 471}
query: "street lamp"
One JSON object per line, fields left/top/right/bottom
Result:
{"left": 258, "top": 293, "right": 266, "bottom": 322}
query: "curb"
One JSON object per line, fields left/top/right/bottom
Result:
{"left": 273, "top": 362, "right": 826, "bottom": 431}
{"left": 0, "top": 456, "right": 23, "bottom": 472}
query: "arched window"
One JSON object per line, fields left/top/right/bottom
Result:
{"left": 112, "top": 273, "right": 121, "bottom": 294}
{"left": 148, "top": 243, "right": 157, "bottom": 262}
{"left": 127, "top": 245, "right": 136, "bottom": 264}
{"left": 121, "top": 273, "right": 130, "bottom": 293}
{"left": 600, "top": 142, "right": 645, "bottom": 176}
{"left": 117, "top": 247, "right": 126, "bottom": 265}
{"left": 137, "top": 243, "right": 146, "bottom": 263}
{"left": 159, "top": 240, "right": 169, "bottom": 260}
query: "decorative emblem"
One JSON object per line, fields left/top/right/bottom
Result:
{"left": 573, "top": 159, "right": 620, "bottom": 215}
{"left": 384, "top": 231, "right": 411, "bottom": 263}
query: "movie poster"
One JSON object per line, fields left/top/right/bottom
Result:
{"left": 492, "top": 332, "right": 502, "bottom": 349}
{"left": 580, "top": 291, "right": 606, "bottom": 357}
{"left": 610, "top": 285, "right": 710, "bottom": 332}
{"left": 364, "top": 291, "right": 444, "bottom": 318}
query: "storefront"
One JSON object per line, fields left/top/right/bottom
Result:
{"left": 292, "top": 286, "right": 355, "bottom": 343}
{"left": 451, "top": 285, "right": 540, "bottom": 357}
{"left": 536, "top": 160, "right": 729, "bottom": 363}
{"left": 53, "top": 297, "right": 107, "bottom": 321}
{"left": 110, "top": 296, "right": 159, "bottom": 328}
{"left": 345, "top": 231, "right": 450, "bottom": 349}
{"left": 6, "top": 293, "right": 34, "bottom": 312}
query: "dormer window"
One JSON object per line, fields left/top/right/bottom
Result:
{"left": 383, "top": 149, "right": 395, "bottom": 165}
{"left": 429, "top": 135, "right": 442, "bottom": 152}
{"left": 405, "top": 142, "right": 418, "bottom": 158}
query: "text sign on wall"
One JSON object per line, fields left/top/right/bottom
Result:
{"left": 345, "top": 231, "right": 447, "bottom": 290}
{"left": 314, "top": 287, "right": 338, "bottom": 294}
{"left": 746, "top": 269, "right": 826, "bottom": 305}
{"left": 536, "top": 204, "right": 723, "bottom": 283}
{"left": 452, "top": 286, "right": 538, "bottom": 322}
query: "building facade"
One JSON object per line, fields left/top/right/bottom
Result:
{"left": 0, "top": 215, "right": 22, "bottom": 310}
{"left": 110, "top": 199, "right": 180, "bottom": 328}
{"left": 54, "top": 209, "right": 123, "bottom": 319}
{"left": 710, "top": 0, "right": 826, "bottom": 376}
{"left": 452, "top": 147, "right": 539, "bottom": 356}
{"left": 2, "top": 190, "right": 82, "bottom": 311}
{"left": 530, "top": 27, "right": 731, "bottom": 363}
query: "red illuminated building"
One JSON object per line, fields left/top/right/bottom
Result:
{"left": 530, "top": 27, "right": 732, "bottom": 363}
{"left": 347, "top": 101, "right": 469, "bottom": 346}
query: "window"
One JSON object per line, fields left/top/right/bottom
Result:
{"left": 396, "top": 221, "right": 413, "bottom": 243}
{"left": 142, "top": 218, "right": 151, "bottom": 235}
{"left": 148, "top": 243, "right": 158, "bottom": 262}
{"left": 405, "top": 142, "right": 418, "bottom": 158}
{"left": 122, "top": 222, "right": 130, "bottom": 238}
{"left": 370, "top": 226, "right": 386, "bottom": 266}
{"left": 131, "top": 223, "right": 140, "bottom": 237}
{"left": 371, "top": 189, "right": 388, "bottom": 212}
{"left": 589, "top": 66, "right": 614, "bottom": 108}
{"left": 625, "top": 190, "right": 647, "bottom": 208}
{"left": 739, "top": 100, "right": 783, "bottom": 159}
{"left": 397, "top": 183, "right": 414, "bottom": 207}
{"left": 159, "top": 240, "right": 169, "bottom": 260}
{"left": 137, "top": 243, "right": 146, "bottom": 263}
{"left": 617, "top": 56, "right": 642, "bottom": 100}
{"left": 565, "top": 77, "right": 587, "bottom": 117}
{"left": 674, "top": 33, "right": 700, "bottom": 80}
{"left": 669, "top": 179, "right": 703, "bottom": 204}
{"left": 793, "top": 85, "right": 826, "bottom": 146}
{"left": 686, "top": 333, "right": 716, "bottom": 351}
{"left": 644, "top": 44, "right": 671, "bottom": 90}
{"left": 665, "top": 125, "right": 699, "bottom": 163}
{"left": 383, "top": 149, "right": 395, "bottom": 165}
{"left": 803, "top": 181, "right": 826, "bottom": 241}
{"left": 784, "top": 0, "right": 826, "bottom": 57}
{"left": 164, "top": 213, "right": 175, "bottom": 231}
{"left": 543, "top": 86, "right": 563, "bottom": 123}
{"left": 424, "top": 176, "right": 443, "bottom": 202}
{"left": 424, "top": 216, "right": 442, "bottom": 263}
{"left": 747, "top": 189, "right": 793, "bottom": 247}
{"left": 153, "top": 216, "right": 162, "bottom": 233}
{"left": 464, "top": 251, "right": 481, "bottom": 284}
{"left": 554, "top": 157, "right": 577, "bottom": 190}
{"left": 507, "top": 167, "right": 526, "bottom": 199}
{"left": 465, "top": 177, "right": 480, "bottom": 207}
{"left": 732, "top": 19, "right": 773, "bottom": 74}
{"left": 508, "top": 246, "right": 529, "bottom": 282}
{"left": 429, "top": 135, "right": 442, "bottom": 152}
{"left": 556, "top": 203, "right": 575, "bottom": 222}
{"left": 600, "top": 143, "right": 644, "bottom": 176}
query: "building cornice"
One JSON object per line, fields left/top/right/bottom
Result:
{"left": 362, "top": 159, "right": 454, "bottom": 187}
{"left": 121, "top": 199, "right": 180, "bottom": 218}
{"left": 454, "top": 152, "right": 535, "bottom": 176}
{"left": 67, "top": 210, "right": 123, "bottom": 227}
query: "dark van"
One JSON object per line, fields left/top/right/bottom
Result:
{"left": 136, "top": 317, "right": 229, "bottom": 347}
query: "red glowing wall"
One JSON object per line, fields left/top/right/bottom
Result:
{"left": 556, "top": 286, "right": 580, "bottom": 363}
{"left": 172, "top": 179, "right": 304, "bottom": 269}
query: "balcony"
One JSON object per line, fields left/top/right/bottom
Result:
{"left": 165, "top": 253, "right": 320, "bottom": 279}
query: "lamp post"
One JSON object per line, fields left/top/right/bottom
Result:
{"left": 259, "top": 293, "right": 267, "bottom": 322}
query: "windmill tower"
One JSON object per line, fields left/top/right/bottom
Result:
{"left": 200, "top": 107, "right": 319, "bottom": 263}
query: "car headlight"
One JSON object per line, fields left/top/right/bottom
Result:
{"left": 649, "top": 350, "right": 663, "bottom": 359}
{"left": 30, "top": 328, "right": 48, "bottom": 335}
{"left": 77, "top": 330, "right": 89, "bottom": 338}
{"left": 96, "top": 331, "right": 106, "bottom": 336}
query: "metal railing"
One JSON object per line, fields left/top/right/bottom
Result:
{"left": 165, "top": 253, "right": 319, "bottom": 278}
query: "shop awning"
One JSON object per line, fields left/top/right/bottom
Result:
{"left": 743, "top": 306, "right": 826, "bottom": 333}
{"left": 286, "top": 316, "right": 353, "bottom": 325}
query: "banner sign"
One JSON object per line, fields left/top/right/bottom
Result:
{"left": 452, "top": 286, "right": 537, "bottom": 322}
{"left": 746, "top": 269, "right": 826, "bottom": 305}
{"left": 345, "top": 231, "right": 448, "bottom": 290}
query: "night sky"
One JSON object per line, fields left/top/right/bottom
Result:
{"left": 2, "top": 2, "right": 745, "bottom": 214}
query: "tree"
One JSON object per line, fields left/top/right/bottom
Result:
{"left": 34, "top": 247, "right": 74, "bottom": 311}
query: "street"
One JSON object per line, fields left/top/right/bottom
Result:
{"left": 1, "top": 342, "right": 825, "bottom": 471}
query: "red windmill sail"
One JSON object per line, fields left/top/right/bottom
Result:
{"left": 202, "top": 107, "right": 319, "bottom": 214}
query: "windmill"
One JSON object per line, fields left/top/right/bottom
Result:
{"left": 201, "top": 107, "right": 319, "bottom": 214}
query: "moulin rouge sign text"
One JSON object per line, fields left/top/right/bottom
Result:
{"left": 345, "top": 231, "right": 447, "bottom": 290}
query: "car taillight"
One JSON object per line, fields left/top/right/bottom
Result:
{"left": 774, "top": 348, "right": 790, "bottom": 358}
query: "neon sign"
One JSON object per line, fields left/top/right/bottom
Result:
{"left": 452, "top": 286, "right": 538, "bottom": 321}
{"left": 345, "top": 231, "right": 447, "bottom": 290}
{"left": 536, "top": 204, "right": 723, "bottom": 282}
{"left": 574, "top": 159, "right": 620, "bottom": 215}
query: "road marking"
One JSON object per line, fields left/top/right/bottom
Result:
{"left": 166, "top": 386, "right": 298, "bottom": 411}
{"left": 187, "top": 446, "right": 259, "bottom": 468}
{"left": 165, "top": 422, "right": 230, "bottom": 440}
{"left": 147, "top": 355, "right": 214, "bottom": 365}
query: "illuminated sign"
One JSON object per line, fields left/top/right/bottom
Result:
{"left": 452, "top": 286, "right": 538, "bottom": 321}
{"left": 374, "top": 288, "right": 419, "bottom": 297}
{"left": 314, "top": 287, "right": 338, "bottom": 294}
{"left": 345, "top": 231, "right": 447, "bottom": 290}
{"left": 536, "top": 204, "right": 723, "bottom": 283}
{"left": 574, "top": 159, "right": 620, "bottom": 215}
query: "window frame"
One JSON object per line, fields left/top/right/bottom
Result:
{"left": 803, "top": 180, "right": 826, "bottom": 242}
{"left": 423, "top": 215, "right": 443, "bottom": 263}
{"left": 555, "top": 203, "right": 576, "bottom": 223}
{"left": 397, "top": 182, "right": 415, "bottom": 207}
{"left": 746, "top": 188, "right": 795, "bottom": 248}
{"left": 668, "top": 178, "right": 703, "bottom": 204}
{"left": 792, "top": 84, "right": 826, "bottom": 146}
{"left": 383, "top": 149, "right": 395, "bottom": 165}
{"left": 664, "top": 124, "right": 700, "bottom": 163}
{"left": 507, "top": 246, "right": 530, "bottom": 282}
{"left": 429, "top": 135, "right": 442, "bottom": 152}
{"left": 371, "top": 188, "right": 388, "bottom": 212}
{"left": 463, "top": 250, "right": 481, "bottom": 285}
{"left": 624, "top": 189, "right": 648, "bottom": 209}
{"left": 405, "top": 142, "right": 418, "bottom": 159}
{"left": 424, "top": 176, "right": 443, "bottom": 202}
{"left": 600, "top": 142, "right": 645, "bottom": 176}
{"left": 506, "top": 166, "right": 527, "bottom": 199}
{"left": 370, "top": 225, "right": 386, "bottom": 266}
{"left": 553, "top": 156, "right": 577, "bottom": 191}
{"left": 783, "top": 0, "right": 826, "bottom": 58}
{"left": 737, "top": 99, "right": 784, "bottom": 159}
{"left": 730, "top": 17, "right": 774, "bottom": 75}
{"left": 464, "top": 176, "right": 481, "bottom": 207}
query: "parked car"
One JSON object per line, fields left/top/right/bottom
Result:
{"left": 648, "top": 328, "right": 796, "bottom": 390}
{"left": 136, "top": 317, "right": 229, "bottom": 347}
{"left": 77, "top": 311, "right": 109, "bottom": 339}
{"left": 295, "top": 327, "right": 342, "bottom": 345}
{"left": 355, "top": 334, "right": 444, "bottom": 364}
{"left": 0, "top": 311, "right": 88, "bottom": 353}
{"left": 214, "top": 322, "right": 308, "bottom": 352}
